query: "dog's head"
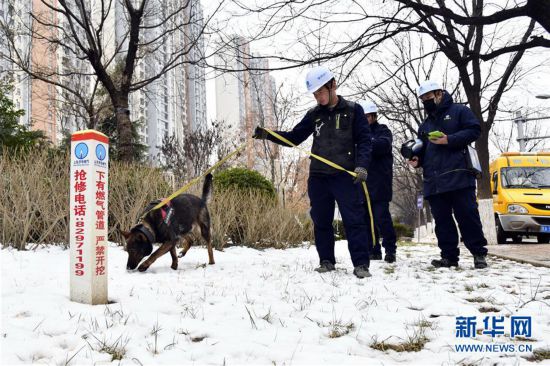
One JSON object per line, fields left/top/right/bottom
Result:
{"left": 122, "top": 226, "right": 153, "bottom": 270}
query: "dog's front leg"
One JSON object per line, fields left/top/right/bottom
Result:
{"left": 138, "top": 242, "right": 173, "bottom": 272}
{"left": 170, "top": 246, "right": 178, "bottom": 270}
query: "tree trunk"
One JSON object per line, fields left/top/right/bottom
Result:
{"left": 86, "top": 106, "right": 98, "bottom": 130}
{"left": 270, "top": 154, "right": 277, "bottom": 189}
{"left": 463, "top": 89, "right": 492, "bottom": 199}
{"left": 476, "top": 124, "right": 492, "bottom": 199}
{"left": 114, "top": 98, "right": 134, "bottom": 162}
{"left": 527, "top": 0, "right": 550, "bottom": 33}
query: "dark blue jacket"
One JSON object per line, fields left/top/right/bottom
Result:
{"left": 417, "top": 91, "right": 480, "bottom": 197}
{"left": 367, "top": 122, "right": 393, "bottom": 202}
{"left": 266, "top": 96, "right": 372, "bottom": 175}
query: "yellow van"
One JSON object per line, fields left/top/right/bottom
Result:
{"left": 490, "top": 152, "right": 550, "bottom": 244}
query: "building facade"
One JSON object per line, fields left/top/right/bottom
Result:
{"left": 215, "top": 36, "right": 252, "bottom": 141}
{"left": 215, "top": 41, "right": 279, "bottom": 179}
{"left": 184, "top": 0, "right": 207, "bottom": 132}
{"left": 1, "top": 0, "right": 58, "bottom": 140}
{"left": 1, "top": 0, "right": 207, "bottom": 161}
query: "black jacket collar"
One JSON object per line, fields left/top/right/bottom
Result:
{"left": 315, "top": 95, "right": 350, "bottom": 113}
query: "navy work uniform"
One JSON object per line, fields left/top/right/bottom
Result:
{"left": 366, "top": 120, "right": 397, "bottom": 260}
{"left": 261, "top": 96, "right": 373, "bottom": 269}
{"left": 416, "top": 90, "right": 488, "bottom": 266}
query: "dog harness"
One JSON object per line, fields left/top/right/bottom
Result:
{"left": 131, "top": 199, "right": 174, "bottom": 245}
{"left": 160, "top": 199, "right": 173, "bottom": 225}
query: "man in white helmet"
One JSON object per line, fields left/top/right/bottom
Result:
{"left": 253, "top": 66, "right": 373, "bottom": 278}
{"left": 358, "top": 100, "right": 397, "bottom": 263}
{"left": 407, "top": 80, "right": 488, "bottom": 269}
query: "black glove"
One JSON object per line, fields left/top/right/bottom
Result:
{"left": 253, "top": 126, "right": 269, "bottom": 139}
{"left": 353, "top": 167, "right": 368, "bottom": 184}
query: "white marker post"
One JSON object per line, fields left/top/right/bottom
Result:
{"left": 416, "top": 193, "right": 424, "bottom": 244}
{"left": 69, "top": 130, "right": 109, "bottom": 304}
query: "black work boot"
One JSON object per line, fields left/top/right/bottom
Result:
{"left": 431, "top": 258, "right": 459, "bottom": 268}
{"left": 353, "top": 264, "right": 372, "bottom": 278}
{"left": 384, "top": 253, "right": 396, "bottom": 263}
{"left": 473, "top": 255, "right": 488, "bottom": 269}
{"left": 314, "top": 260, "right": 335, "bottom": 273}
{"left": 370, "top": 253, "right": 382, "bottom": 260}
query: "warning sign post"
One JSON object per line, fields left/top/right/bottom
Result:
{"left": 69, "top": 130, "right": 109, "bottom": 304}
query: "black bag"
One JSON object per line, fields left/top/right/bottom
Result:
{"left": 465, "top": 145, "right": 482, "bottom": 179}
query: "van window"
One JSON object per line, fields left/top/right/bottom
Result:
{"left": 501, "top": 167, "right": 550, "bottom": 189}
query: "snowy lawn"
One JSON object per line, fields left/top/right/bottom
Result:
{"left": 2, "top": 242, "right": 550, "bottom": 365}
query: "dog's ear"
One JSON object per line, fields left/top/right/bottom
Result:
{"left": 120, "top": 230, "right": 131, "bottom": 239}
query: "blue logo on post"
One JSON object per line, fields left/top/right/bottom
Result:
{"left": 75, "top": 143, "right": 88, "bottom": 159}
{"left": 96, "top": 144, "right": 106, "bottom": 161}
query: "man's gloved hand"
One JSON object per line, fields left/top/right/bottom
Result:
{"left": 253, "top": 126, "right": 269, "bottom": 139}
{"left": 353, "top": 167, "right": 368, "bottom": 184}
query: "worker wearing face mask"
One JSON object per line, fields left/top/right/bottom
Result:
{"left": 407, "top": 81, "right": 488, "bottom": 269}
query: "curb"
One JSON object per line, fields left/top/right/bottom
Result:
{"left": 487, "top": 252, "right": 550, "bottom": 269}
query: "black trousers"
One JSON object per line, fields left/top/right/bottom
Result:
{"left": 427, "top": 187, "right": 488, "bottom": 262}
{"left": 308, "top": 173, "right": 371, "bottom": 267}
{"left": 366, "top": 200, "right": 397, "bottom": 255}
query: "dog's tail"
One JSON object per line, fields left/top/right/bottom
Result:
{"left": 201, "top": 173, "right": 213, "bottom": 202}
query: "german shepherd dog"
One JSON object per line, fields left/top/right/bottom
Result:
{"left": 122, "top": 174, "right": 214, "bottom": 272}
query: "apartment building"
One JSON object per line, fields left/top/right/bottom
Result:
{"left": 1, "top": 0, "right": 207, "bottom": 160}
{"left": 215, "top": 41, "right": 280, "bottom": 179}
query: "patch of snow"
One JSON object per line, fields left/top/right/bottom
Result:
{"left": 2, "top": 242, "right": 549, "bottom": 365}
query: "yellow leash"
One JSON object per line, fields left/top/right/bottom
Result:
{"left": 152, "top": 141, "right": 248, "bottom": 211}
{"left": 136, "top": 142, "right": 248, "bottom": 221}
{"left": 141, "top": 128, "right": 376, "bottom": 247}
{"left": 263, "top": 129, "right": 376, "bottom": 246}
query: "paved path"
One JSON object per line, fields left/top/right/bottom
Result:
{"left": 487, "top": 244, "right": 550, "bottom": 268}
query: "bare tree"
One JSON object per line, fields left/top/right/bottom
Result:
{"left": 490, "top": 111, "right": 550, "bottom": 153}
{"left": 390, "top": 1, "right": 544, "bottom": 198}
{"left": 0, "top": 0, "right": 223, "bottom": 161}
{"left": 55, "top": 77, "right": 110, "bottom": 131}
{"left": 158, "top": 120, "right": 234, "bottom": 182}
{"left": 210, "top": 1, "right": 549, "bottom": 72}
{"left": 394, "top": 0, "right": 550, "bottom": 38}
{"left": 247, "top": 62, "right": 278, "bottom": 184}
{"left": 250, "top": 80, "right": 305, "bottom": 190}
{"left": 210, "top": 0, "right": 550, "bottom": 199}
{"left": 351, "top": 33, "right": 447, "bottom": 226}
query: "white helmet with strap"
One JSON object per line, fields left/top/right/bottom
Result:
{"left": 358, "top": 100, "right": 378, "bottom": 114}
{"left": 305, "top": 66, "right": 334, "bottom": 93}
{"left": 417, "top": 80, "right": 442, "bottom": 98}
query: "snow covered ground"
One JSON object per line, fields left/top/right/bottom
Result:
{"left": 2, "top": 242, "right": 550, "bottom": 365}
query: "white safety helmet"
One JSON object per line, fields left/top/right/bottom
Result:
{"left": 417, "top": 80, "right": 442, "bottom": 98}
{"left": 305, "top": 66, "right": 334, "bottom": 93}
{"left": 358, "top": 100, "right": 378, "bottom": 114}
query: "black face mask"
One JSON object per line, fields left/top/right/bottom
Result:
{"left": 422, "top": 98, "right": 437, "bottom": 114}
